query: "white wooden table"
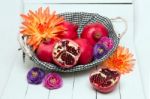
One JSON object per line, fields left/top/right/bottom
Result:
{"left": 0, "top": 0, "right": 146, "bottom": 99}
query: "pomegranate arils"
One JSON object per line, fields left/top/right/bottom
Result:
{"left": 61, "top": 52, "right": 75, "bottom": 65}
{"left": 90, "top": 74, "right": 105, "bottom": 86}
{"left": 57, "top": 46, "right": 62, "bottom": 49}
{"left": 61, "top": 40, "right": 80, "bottom": 56}
{"left": 101, "top": 68, "right": 119, "bottom": 80}
{"left": 66, "top": 46, "right": 79, "bottom": 56}
{"left": 61, "top": 40, "right": 68, "bottom": 47}
{"left": 102, "top": 81, "right": 112, "bottom": 87}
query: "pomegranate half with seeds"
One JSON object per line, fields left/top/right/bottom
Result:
{"left": 52, "top": 39, "right": 81, "bottom": 68}
{"left": 90, "top": 68, "right": 120, "bottom": 93}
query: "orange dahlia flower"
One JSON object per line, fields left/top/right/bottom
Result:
{"left": 20, "top": 7, "right": 65, "bottom": 51}
{"left": 102, "top": 46, "right": 135, "bottom": 74}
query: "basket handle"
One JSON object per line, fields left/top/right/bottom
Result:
{"left": 110, "top": 17, "right": 128, "bottom": 39}
{"left": 18, "top": 34, "right": 32, "bottom": 58}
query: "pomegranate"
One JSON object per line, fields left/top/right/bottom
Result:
{"left": 90, "top": 68, "right": 120, "bottom": 93}
{"left": 36, "top": 39, "right": 56, "bottom": 63}
{"left": 52, "top": 39, "right": 81, "bottom": 68}
{"left": 74, "top": 38, "right": 93, "bottom": 64}
{"left": 81, "top": 22, "right": 109, "bottom": 46}
{"left": 59, "top": 21, "right": 78, "bottom": 39}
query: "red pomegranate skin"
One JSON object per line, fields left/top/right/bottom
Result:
{"left": 36, "top": 39, "right": 56, "bottom": 63}
{"left": 81, "top": 22, "right": 109, "bottom": 46}
{"left": 59, "top": 21, "right": 78, "bottom": 40}
{"left": 74, "top": 38, "right": 93, "bottom": 64}
{"left": 90, "top": 68, "right": 120, "bottom": 93}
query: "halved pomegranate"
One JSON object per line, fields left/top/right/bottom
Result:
{"left": 52, "top": 39, "right": 81, "bottom": 68}
{"left": 90, "top": 68, "right": 120, "bottom": 93}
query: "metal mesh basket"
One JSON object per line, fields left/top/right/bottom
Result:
{"left": 18, "top": 12, "right": 124, "bottom": 72}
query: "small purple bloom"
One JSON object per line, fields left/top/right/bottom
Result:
{"left": 94, "top": 44, "right": 108, "bottom": 60}
{"left": 44, "top": 73, "right": 63, "bottom": 90}
{"left": 27, "top": 67, "right": 45, "bottom": 84}
{"left": 98, "top": 36, "right": 114, "bottom": 50}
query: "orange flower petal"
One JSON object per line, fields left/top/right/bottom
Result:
{"left": 102, "top": 45, "right": 135, "bottom": 74}
{"left": 20, "top": 7, "right": 65, "bottom": 51}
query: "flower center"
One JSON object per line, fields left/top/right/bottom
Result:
{"left": 38, "top": 22, "right": 48, "bottom": 33}
{"left": 98, "top": 48, "right": 104, "bottom": 54}
{"left": 113, "top": 59, "right": 123, "bottom": 66}
{"left": 31, "top": 71, "right": 38, "bottom": 78}
{"left": 50, "top": 77, "right": 57, "bottom": 84}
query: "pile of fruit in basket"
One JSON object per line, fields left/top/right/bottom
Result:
{"left": 20, "top": 7, "right": 135, "bottom": 93}
{"left": 21, "top": 7, "right": 114, "bottom": 68}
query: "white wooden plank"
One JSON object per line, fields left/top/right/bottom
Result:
{"left": 119, "top": 51, "right": 146, "bottom": 99}
{"left": 118, "top": 40, "right": 145, "bottom": 99}
{"left": 135, "top": 37, "right": 150, "bottom": 99}
{"left": 0, "top": 50, "right": 17, "bottom": 98}
{"left": 135, "top": 0, "right": 150, "bottom": 98}
{"left": 48, "top": 73, "right": 74, "bottom": 99}
{"left": 25, "top": 84, "right": 49, "bottom": 99}
{"left": 114, "top": 15, "right": 145, "bottom": 98}
{"left": 0, "top": 51, "right": 28, "bottom": 99}
{"left": 24, "top": 58, "right": 49, "bottom": 99}
{"left": 0, "top": 0, "right": 22, "bottom": 97}
{"left": 24, "top": 0, "right": 132, "bottom": 4}
{"left": 73, "top": 70, "right": 96, "bottom": 99}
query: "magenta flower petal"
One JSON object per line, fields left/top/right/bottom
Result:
{"left": 98, "top": 36, "right": 114, "bottom": 50}
{"left": 27, "top": 67, "right": 45, "bottom": 84}
{"left": 44, "top": 73, "right": 63, "bottom": 90}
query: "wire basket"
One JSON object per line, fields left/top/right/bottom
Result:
{"left": 18, "top": 12, "right": 127, "bottom": 72}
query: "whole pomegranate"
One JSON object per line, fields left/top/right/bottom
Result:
{"left": 59, "top": 21, "right": 78, "bottom": 39}
{"left": 74, "top": 38, "right": 93, "bottom": 64}
{"left": 81, "top": 22, "right": 109, "bottom": 46}
{"left": 36, "top": 39, "right": 56, "bottom": 63}
{"left": 52, "top": 39, "right": 81, "bottom": 68}
{"left": 90, "top": 68, "right": 120, "bottom": 93}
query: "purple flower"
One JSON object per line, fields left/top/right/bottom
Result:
{"left": 44, "top": 73, "right": 63, "bottom": 90}
{"left": 27, "top": 67, "right": 45, "bottom": 84}
{"left": 93, "top": 44, "right": 108, "bottom": 60}
{"left": 98, "top": 36, "right": 114, "bottom": 50}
